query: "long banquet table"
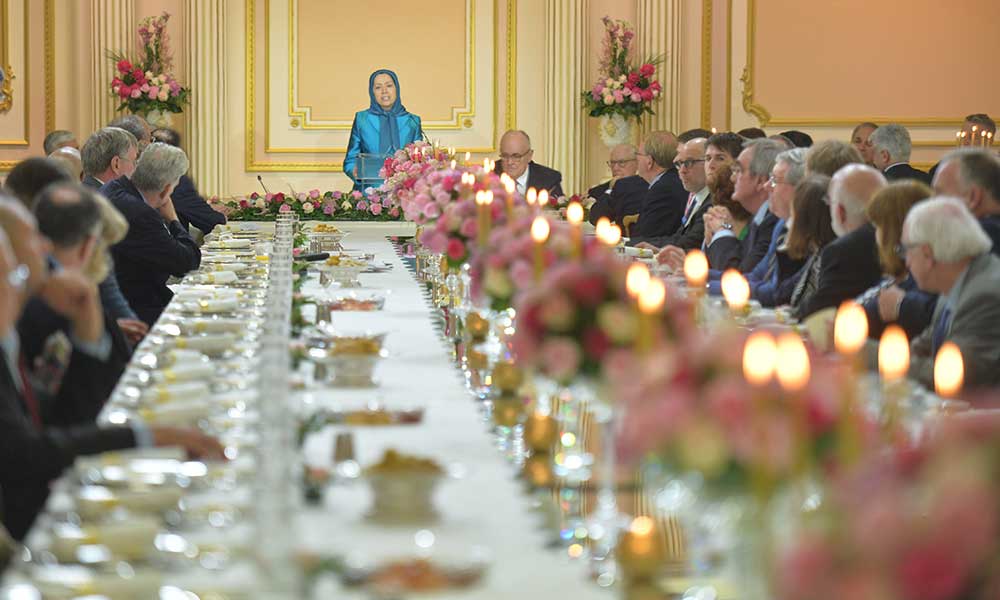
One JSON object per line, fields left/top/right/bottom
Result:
{"left": 3, "top": 222, "right": 615, "bottom": 599}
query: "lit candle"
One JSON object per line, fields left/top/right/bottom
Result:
{"left": 982, "top": 131, "right": 988, "bottom": 147}
{"left": 526, "top": 187, "right": 538, "bottom": 209}
{"left": 878, "top": 325, "right": 909, "bottom": 382}
{"left": 464, "top": 151, "right": 472, "bottom": 166}
{"left": 530, "top": 216, "right": 550, "bottom": 282}
{"left": 960, "top": 131, "right": 967, "bottom": 146}
{"left": 743, "top": 331, "right": 777, "bottom": 387}
{"left": 710, "top": 127, "right": 718, "bottom": 135}
{"left": 988, "top": 132, "right": 994, "bottom": 148}
{"left": 934, "top": 341, "right": 963, "bottom": 398}
{"left": 501, "top": 174, "right": 516, "bottom": 220}
{"left": 475, "top": 191, "right": 492, "bottom": 249}
{"left": 538, "top": 189, "right": 550, "bottom": 210}
{"left": 775, "top": 332, "right": 810, "bottom": 392}
{"left": 566, "top": 202, "right": 584, "bottom": 258}
{"left": 606, "top": 224, "right": 622, "bottom": 245}
{"left": 450, "top": 159, "right": 457, "bottom": 170}
{"left": 626, "top": 263, "right": 651, "bottom": 300}
{"left": 683, "top": 250, "right": 709, "bottom": 290}
{"left": 971, "top": 125, "right": 979, "bottom": 147}
{"left": 616, "top": 516, "right": 666, "bottom": 581}
{"left": 833, "top": 300, "right": 868, "bottom": 356}
{"left": 956, "top": 130, "right": 962, "bottom": 147}
{"left": 594, "top": 217, "right": 610, "bottom": 242}
{"left": 720, "top": 269, "right": 750, "bottom": 313}
{"left": 636, "top": 278, "right": 666, "bottom": 353}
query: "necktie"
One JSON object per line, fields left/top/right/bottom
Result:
{"left": 931, "top": 305, "right": 953, "bottom": 356}
{"left": 17, "top": 356, "right": 42, "bottom": 429}
{"left": 681, "top": 193, "right": 696, "bottom": 226}
{"left": 763, "top": 229, "right": 787, "bottom": 284}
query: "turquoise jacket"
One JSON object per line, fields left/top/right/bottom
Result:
{"left": 343, "top": 111, "right": 422, "bottom": 189}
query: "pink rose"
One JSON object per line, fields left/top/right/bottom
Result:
{"left": 613, "top": 90, "right": 625, "bottom": 104}
{"left": 322, "top": 203, "right": 334, "bottom": 215}
{"left": 147, "top": 86, "right": 160, "bottom": 99}
{"left": 351, "top": 190, "right": 363, "bottom": 199}
{"left": 630, "top": 92, "right": 642, "bottom": 103}
{"left": 459, "top": 218, "right": 478, "bottom": 238}
{"left": 627, "top": 72, "right": 640, "bottom": 86}
{"left": 388, "top": 207, "right": 400, "bottom": 218}
{"left": 540, "top": 337, "right": 582, "bottom": 382}
{"left": 640, "top": 63, "right": 655, "bottom": 77}
{"left": 423, "top": 203, "right": 441, "bottom": 220}
{"left": 382, "top": 198, "right": 392, "bottom": 208}
{"left": 309, "top": 189, "right": 320, "bottom": 199}
{"left": 370, "top": 202, "right": 382, "bottom": 215}
{"left": 582, "top": 327, "right": 611, "bottom": 361}
{"left": 356, "top": 200, "right": 368, "bottom": 211}
{"left": 278, "top": 203, "right": 291, "bottom": 213}
{"left": 896, "top": 542, "right": 968, "bottom": 600}
{"left": 130, "top": 88, "right": 142, "bottom": 99}
{"left": 332, "top": 191, "right": 343, "bottom": 200}
{"left": 446, "top": 238, "right": 466, "bottom": 261}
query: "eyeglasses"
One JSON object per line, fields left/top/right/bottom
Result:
{"left": 768, "top": 176, "right": 789, "bottom": 188}
{"left": 6, "top": 263, "right": 29, "bottom": 292}
{"left": 673, "top": 158, "right": 706, "bottom": 170}
{"left": 607, "top": 158, "right": 637, "bottom": 167}
{"left": 499, "top": 151, "right": 531, "bottom": 161}
{"left": 895, "top": 242, "right": 919, "bottom": 257}
{"left": 730, "top": 166, "right": 744, "bottom": 178}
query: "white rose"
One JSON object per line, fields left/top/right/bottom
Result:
{"left": 341, "top": 201, "right": 352, "bottom": 211}
{"left": 603, "top": 95, "right": 614, "bottom": 106}
{"left": 145, "top": 70, "right": 154, "bottom": 80}
{"left": 605, "top": 78, "right": 614, "bottom": 87}
{"left": 157, "top": 90, "right": 169, "bottom": 102}
{"left": 254, "top": 198, "right": 266, "bottom": 210}
{"left": 302, "top": 202, "right": 314, "bottom": 214}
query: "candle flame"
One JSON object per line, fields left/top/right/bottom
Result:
{"left": 834, "top": 301, "right": 868, "bottom": 355}
{"left": 465, "top": 151, "right": 471, "bottom": 162}
{"left": 683, "top": 250, "right": 709, "bottom": 288}
{"left": 530, "top": 216, "right": 550, "bottom": 243}
{"left": 566, "top": 202, "right": 584, "bottom": 225}
{"left": 775, "top": 332, "right": 810, "bottom": 392}
{"left": 605, "top": 224, "right": 622, "bottom": 245}
{"left": 934, "top": 341, "right": 963, "bottom": 398}
{"left": 626, "top": 263, "right": 651, "bottom": 299}
{"left": 594, "top": 217, "right": 610, "bottom": 240}
{"left": 484, "top": 190, "right": 493, "bottom": 205}
{"left": 526, "top": 188, "right": 538, "bottom": 206}
{"left": 637, "top": 278, "right": 666, "bottom": 314}
{"left": 538, "top": 189, "right": 549, "bottom": 207}
{"left": 878, "top": 325, "right": 909, "bottom": 381}
{"left": 720, "top": 269, "right": 750, "bottom": 310}
{"left": 743, "top": 331, "right": 777, "bottom": 386}
{"left": 450, "top": 159, "right": 457, "bottom": 170}
{"left": 475, "top": 190, "right": 486, "bottom": 205}
{"left": 629, "top": 516, "right": 654, "bottom": 536}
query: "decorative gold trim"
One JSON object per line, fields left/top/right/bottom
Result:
{"left": 700, "top": 0, "right": 712, "bottom": 128}
{"left": 44, "top": 0, "right": 53, "bottom": 131}
{"left": 284, "top": 0, "right": 476, "bottom": 132}
{"left": 505, "top": 0, "right": 515, "bottom": 131}
{"left": 0, "top": 0, "right": 29, "bottom": 146}
{"left": 0, "top": 0, "right": 15, "bottom": 115}
{"left": 725, "top": 0, "right": 731, "bottom": 130}
{"left": 742, "top": 0, "right": 974, "bottom": 129}
{"left": 245, "top": 0, "right": 515, "bottom": 172}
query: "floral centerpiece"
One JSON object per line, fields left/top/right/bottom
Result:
{"left": 582, "top": 16, "right": 662, "bottom": 146}
{"left": 775, "top": 413, "right": 1000, "bottom": 600}
{"left": 377, "top": 141, "right": 454, "bottom": 208}
{"left": 213, "top": 188, "right": 402, "bottom": 222}
{"left": 108, "top": 12, "right": 190, "bottom": 126}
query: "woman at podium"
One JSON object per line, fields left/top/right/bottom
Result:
{"left": 343, "top": 69, "right": 423, "bottom": 190}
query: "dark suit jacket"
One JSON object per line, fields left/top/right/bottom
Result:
{"left": 706, "top": 210, "right": 780, "bottom": 273}
{"left": 0, "top": 351, "right": 136, "bottom": 539}
{"left": 981, "top": 214, "right": 1000, "bottom": 256}
{"left": 493, "top": 161, "right": 564, "bottom": 198}
{"left": 628, "top": 169, "right": 687, "bottom": 244}
{"left": 588, "top": 175, "right": 647, "bottom": 230}
{"left": 799, "top": 223, "right": 883, "bottom": 318}
{"left": 587, "top": 181, "right": 611, "bottom": 200}
{"left": 172, "top": 175, "right": 226, "bottom": 234}
{"left": 82, "top": 175, "right": 103, "bottom": 190}
{"left": 102, "top": 176, "right": 202, "bottom": 326}
{"left": 884, "top": 163, "right": 931, "bottom": 185}
{"left": 861, "top": 275, "right": 937, "bottom": 341}
{"left": 16, "top": 299, "right": 127, "bottom": 425}
{"left": 644, "top": 192, "right": 712, "bottom": 251}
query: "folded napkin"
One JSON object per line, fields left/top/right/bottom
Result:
{"left": 49, "top": 517, "right": 160, "bottom": 562}
{"left": 141, "top": 381, "right": 211, "bottom": 404}
{"left": 75, "top": 485, "right": 184, "bottom": 520}
{"left": 179, "top": 318, "right": 244, "bottom": 334}
{"left": 74, "top": 447, "right": 186, "bottom": 472}
{"left": 173, "top": 332, "right": 238, "bottom": 353}
{"left": 160, "top": 348, "right": 209, "bottom": 367}
{"left": 208, "top": 262, "right": 251, "bottom": 273}
{"left": 151, "top": 362, "right": 215, "bottom": 383}
{"left": 32, "top": 566, "right": 163, "bottom": 599}
{"left": 174, "top": 288, "right": 241, "bottom": 301}
{"left": 206, "top": 238, "right": 252, "bottom": 249}
{"left": 188, "top": 297, "right": 240, "bottom": 314}
{"left": 195, "top": 270, "right": 238, "bottom": 284}
{"left": 138, "top": 399, "right": 214, "bottom": 425}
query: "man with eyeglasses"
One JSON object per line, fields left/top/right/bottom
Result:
{"left": 626, "top": 131, "right": 688, "bottom": 245}
{"left": 493, "top": 130, "right": 563, "bottom": 199}
{"left": 634, "top": 138, "right": 711, "bottom": 252}
{"left": 0, "top": 197, "right": 226, "bottom": 539}
{"left": 587, "top": 144, "right": 647, "bottom": 228}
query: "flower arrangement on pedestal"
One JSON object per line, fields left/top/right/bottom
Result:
{"left": 378, "top": 141, "right": 454, "bottom": 208}
{"left": 108, "top": 12, "right": 190, "bottom": 125}
{"left": 581, "top": 16, "right": 662, "bottom": 147}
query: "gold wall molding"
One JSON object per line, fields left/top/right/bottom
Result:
{"left": 43, "top": 0, "right": 54, "bottom": 131}
{"left": 543, "top": 0, "right": 587, "bottom": 194}
{"left": 285, "top": 0, "right": 476, "bottom": 131}
{"left": 245, "top": 0, "right": 516, "bottom": 172}
{"left": 699, "top": 0, "right": 711, "bottom": 128}
{"left": 0, "top": 0, "right": 13, "bottom": 115}
{"left": 0, "top": 0, "right": 29, "bottom": 147}
{"left": 740, "top": 0, "right": 970, "bottom": 129}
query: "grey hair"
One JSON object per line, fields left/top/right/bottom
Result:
{"left": 940, "top": 148, "right": 1000, "bottom": 203}
{"left": 869, "top": 123, "right": 912, "bottom": 163}
{"left": 81, "top": 127, "right": 138, "bottom": 177}
{"left": 108, "top": 115, "right": 150, "bottom": 144}
{"left": 904, "top": 196, "right": 992, "bottom": 262}
{"left": 744, "top": 138, "right": 784, "bottom": 178}
{"left": 43, "top": 130, "right": 76, "bottom": 155}
{"left": 776, "top": 147, "right": 808, "bottom": 187}
{"left": 131, "top": 143, "right": 189, "bottom": 193}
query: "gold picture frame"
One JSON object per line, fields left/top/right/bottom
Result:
{"left": 0, "top": 0, "right": 14, "bottom": 113}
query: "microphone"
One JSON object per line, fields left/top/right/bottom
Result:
{"left": 410, "top": 115, "right": 429, "bottom": 143}
{"left": 257, "top": 175, "right": 270, "bottom": 195}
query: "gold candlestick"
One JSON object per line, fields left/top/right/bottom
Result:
{"left": 530, "top": 216, "right": 549, "bottom": 282}
{"left": 617, "top": 516, "right": 667, "bottom": 581}
{"left": 566, "top": 202, "right": 584, "bottom": 259}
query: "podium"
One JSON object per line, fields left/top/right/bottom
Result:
{"left": 357, "top": 152, "right": 388, "bottom": 190}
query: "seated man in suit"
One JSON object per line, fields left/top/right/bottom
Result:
{"left": 43, "top": 130, "right": 78, "bottom": 155}
{"left": 494, "top": 130, "right": 563, "bottom": 198}
{"left": 701, "top": 138, "right": 783, "bottom": 274}
{"left": 108, "top": 114, "right": 152, "bottom": 152}
{"left": 48, "top": 146, "right": 84, "bottom": 182}
{"left": 103, "top": 143, "right": 201, "bottom": 326}
{"left": 81, "top": 127, "right": 139, "bottom": 191}
{"left": 805, "top": 140, "right": 863, "bottom": 178}
{"left": 932, "top": 148, "right": 1000, "bottom": 253}
{"left": 0, "top": 217, "right": 225, "bottom": 539}
{"left": 634, "top": 138, "right": 711, "bottom": 251}
{"left": 2, "top": 158, "right": 77, "bottom": 210}
{"left": 798, "top": 164, "right": 887, "bottom": 318}
{"left": 870, "top": 124, "right": 931, "bottom": 185}
{"left": 587, "top": 144, "right": 637, "bottom": 225}
{"left": 152, "top": 128, "right": 227, "bottom": 235}
{"left": 626, "top": 131, "right": 687, "bottom": 244}
{"left": 895, "top": 197, "right": 1000, "bottom": 389}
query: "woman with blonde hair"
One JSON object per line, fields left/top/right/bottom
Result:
{"left": 857, "top": 180, "right": 936, "bottom": 339}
